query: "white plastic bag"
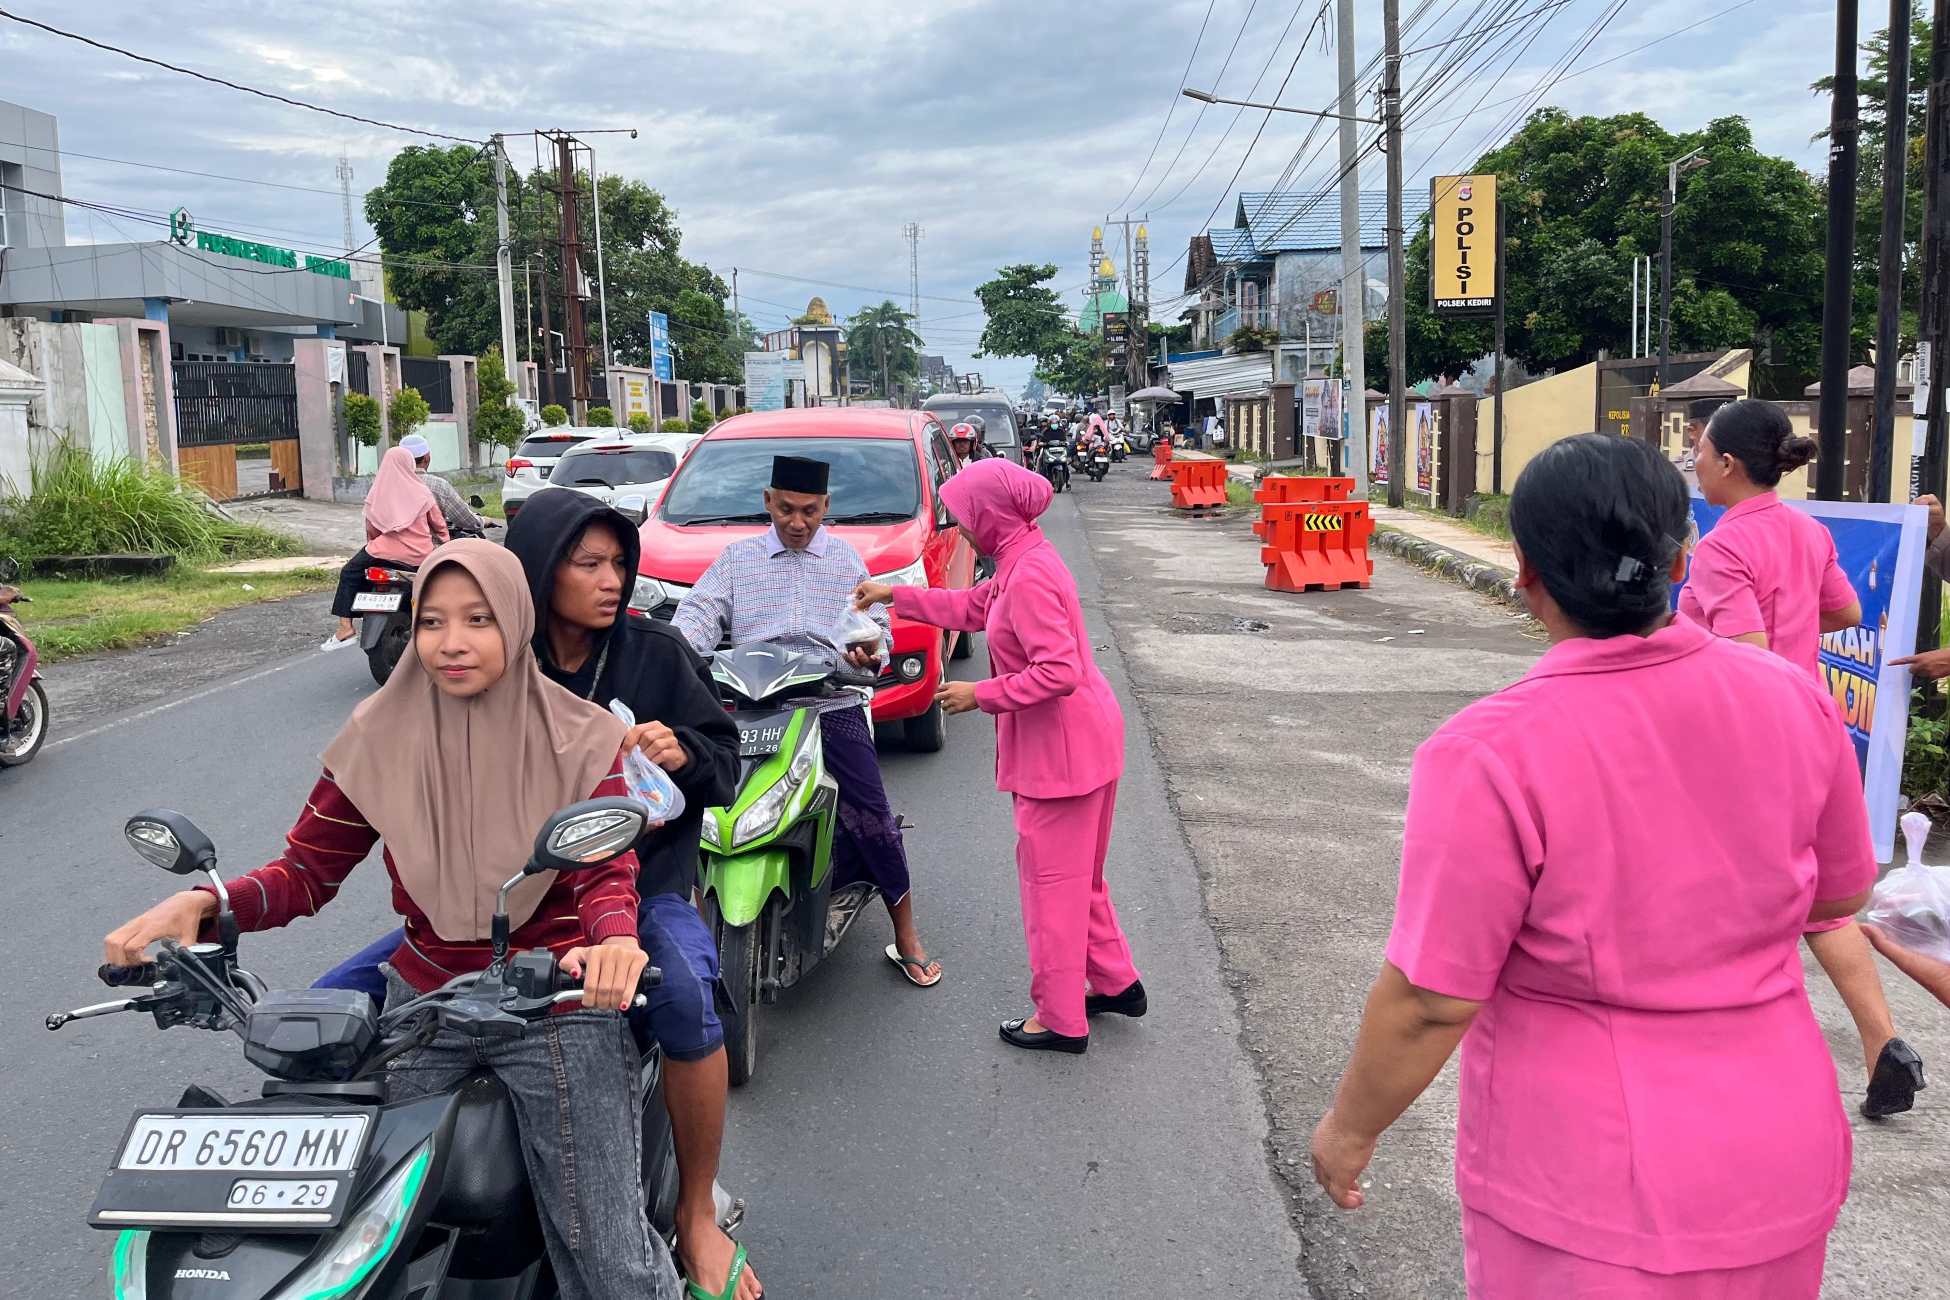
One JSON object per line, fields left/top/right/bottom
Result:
{"left": 1864, "top": 811, "right": 1950, "bottom": 963}
{"left": 837, "top": 607, "right": 883, "bottom": 656}
{"left": 608, "top": 699, "right": 684, "bottom": 826}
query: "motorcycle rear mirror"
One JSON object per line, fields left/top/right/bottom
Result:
{"left": 124, "top": 810, "right": 218, "bottom": 876}
{"left": 467, "top": 493, "right": 486, "bottom": 508}
{"left": 612, "top": 494, "right": 649, "bottom": 526}
{"left": 531, "top": 797, "right": 648, "bottom": 874}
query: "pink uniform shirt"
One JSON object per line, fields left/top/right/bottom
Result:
{"left": 1678, "top": 491, "right": 1856, "bottom": 678}
{"left": 1388, "top": 618, "right": 1873, "bottom": 1274}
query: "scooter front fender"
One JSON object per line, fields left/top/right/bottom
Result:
{"left": 702, "top": 850, "right": 792, "bottom": 929}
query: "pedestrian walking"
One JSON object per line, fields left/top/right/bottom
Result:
{"left": 854, "top": 458, "right": 1142, "bottom": 1054}
{"left": 326, "top": 445, "right": 448, "bottom": 649}
{"left": 1681, "top": 398, "right": 1924, "bottom": 1117}
{"left": 1312, "top": 434, "right": 1873, "bottom": 1296}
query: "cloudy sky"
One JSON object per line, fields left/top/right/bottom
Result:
{"left": 0, "top": 0, "right": 1875, "bottom": 391}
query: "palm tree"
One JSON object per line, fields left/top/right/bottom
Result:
{"left": 846, "top": 301, "right": 924, "bottom": 400}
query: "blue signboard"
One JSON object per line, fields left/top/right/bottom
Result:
{"left": 649, "top": 311, "right": 674, "bottom": 382}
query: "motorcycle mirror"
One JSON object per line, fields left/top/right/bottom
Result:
{"left": 612, "top": 494, "right": 649, "bottom": 526}
{"left": 531, "top": 797, "right": 648, "bottom": 874}
{"left": 468, "top": 494, "right": 486, "bottom": 508}
{"left": 124, "top": 810, "right": 218, "bottom": 876}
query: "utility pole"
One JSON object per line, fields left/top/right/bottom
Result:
{"left": 1918, "top": 0, "right": 1950, "bottom": 661}
{"left": 549, "top": 131, "right": 591, "bottom": 421}
{"left": 588, "top": 142, "right": 614, "bottom": 375}
{"left": 1338, "top": 0, "right": 1368, "bottom": 493}
{"left": 902, "top": 223, "right": 923, "bottom": 318}
{"left": 491, "top": 135, "right": 518, "bottom": 379}
{"left": 1383, "top": 0, "right": 1407, "bottom": 508}
{"left": 1871, "top": 0, "right": 1913, "bottom": 504}
{"left": 731, "top": 267, "right": 741, "bottom": 331}
{"left": 1817, "top": 0, "right": 1862, "bottom": 501}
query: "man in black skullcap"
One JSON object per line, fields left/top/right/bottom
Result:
{"left": 673, "top": 455, "right": 942, "bottom": 988}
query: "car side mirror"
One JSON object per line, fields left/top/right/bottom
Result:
{"left": 124, "top": 810, "right": 217, "bottom": 876}
{"left": 531, "top": 797, "right": 649, "bottom": 874}
{"left": 612, "top": 494, "right": 649, "bottom": 526}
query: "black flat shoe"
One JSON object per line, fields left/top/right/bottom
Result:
{"left": 999, "top": 1018, "right": 1087, "bottom": 1054}
{"left": 1085, "top": 979, "right": 1148, "bottom": 1019}
{"left": 1863, "top": 1038, "right": 1927, "bottom": 1119}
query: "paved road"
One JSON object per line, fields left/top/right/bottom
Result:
{"left": 0, "top": 492, "right": 1305, "bottom": 1297}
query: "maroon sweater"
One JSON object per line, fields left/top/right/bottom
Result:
{"left": 205, "top": 762, "right": 640, "bottom": 993}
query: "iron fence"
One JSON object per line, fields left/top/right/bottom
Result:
{"left": 401, "top": 357, "right": 454, "bottom": 414}
{"left": 172, "top": 361, "right": 299, "bottom": 447}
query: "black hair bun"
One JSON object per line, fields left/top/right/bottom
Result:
{"left": 1777, "top": 434, "right": 1818, "bottom": 474}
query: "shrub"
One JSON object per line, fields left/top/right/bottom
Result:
{"left": 660, "top": 418, "right": 691, "bottom": 433}
{"left": 475, "top": 347, "right": 526, "bottom": 452}
{"left": 587, "top": 405, "right": 614, "bottom": 427}
{"left": 541, "top": 403, "right": 569, "bottom": 427}
{"left": 628, "top": 412, "right": 652, "bottom": 433}
{"left": 0, "top": 451, "right": 294, "bottom": 562}
{"left": 388, "top": 386, "right": 431, "bottom": 443}
{"left": 1225, "top": 324, "right": 1279, "bottom": 354}
{"left": 344, "top": 392, "right": 382, "bottom": 448}
{"left": 733, "top": 407, "right": 752, "bottom": 416}
{"left": 690, "top": 401, "right": 717, "bottom": 430}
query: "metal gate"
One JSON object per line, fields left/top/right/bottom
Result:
{"left": 172, "top": 361, "right": 301, "bottom": 500}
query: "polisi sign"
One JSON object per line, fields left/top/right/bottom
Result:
{"left": 1429, "top": 172, "right": 1498, "bottom": 318}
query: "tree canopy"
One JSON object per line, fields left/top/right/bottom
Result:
{"left": 846, "top": 301, "right": 923, "bottom": 397}
{"left": 974, "top": 264, "right": 1072, "bottom": 365}
{"left": 1365, "top": 110, "right": 1835, "bottom": 390}
{"left": 364, "top": 145, "right": 750, "bottom": 384}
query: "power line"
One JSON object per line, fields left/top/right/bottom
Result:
{"left": 1111, "top": 0, "right": 1222, "bottom": 215}
{"left": 1131, "top": 0, "right": 1266, "bottom": 213}
{"left": 734, "top": 265, "right": 979, "bottom": 305}
{"left": 0, "top": 8, "right": 479, "bottom": 143}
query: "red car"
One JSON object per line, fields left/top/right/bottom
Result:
{"left": 632, "top": 408, "right": 978, "bottom": 752}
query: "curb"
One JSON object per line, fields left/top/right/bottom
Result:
{"left": 1372, "top": 525, "right": 1525, "bottom": 611}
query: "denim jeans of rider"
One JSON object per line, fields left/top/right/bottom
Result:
{"left": 380, "top": 968, "right": 680, "bottom": 1300}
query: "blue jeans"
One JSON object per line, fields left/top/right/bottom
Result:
{"left": 317, "top": 894, "right": 725, "bottom": 1061}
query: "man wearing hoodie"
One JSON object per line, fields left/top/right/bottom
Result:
{"left": 315, "top": 490, "right": 757, "bottom": 1300}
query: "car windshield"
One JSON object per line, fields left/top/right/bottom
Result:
{"left": 660, "top": 437, "right": 921, "bottom": 525}
{"left": 550, "top": 448, "right": 677, "bottom": 487}
{"left": 517, "top": 433, "right": 596, "bottom": 459}
{"left": 923, "top": 404, "right": 1017, "bottom": 446}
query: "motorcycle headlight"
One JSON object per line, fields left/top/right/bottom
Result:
{"left": 700, "top": 814, "right": 721, "bottom": 849}
{"left": 631, "top": 575, "right": 668, "bottom": 613}
{"left": 731, "top": 732, "right": 818, "bottom": 848}
{"left": 270, "top": 1143, "right": 432, "bottom": 1300}
{"left": 871, "top": 557, "right": 927, "bottom": 590}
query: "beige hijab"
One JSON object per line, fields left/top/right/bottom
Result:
{"left": 322, "top": 539, "right": 628, "bottom": 940}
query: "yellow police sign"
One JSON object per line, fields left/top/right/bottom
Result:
{"left": 1429, "top": 173, "right": 1498, "bottom": 318}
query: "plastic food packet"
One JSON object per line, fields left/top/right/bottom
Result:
{"left": 1864, "top": 811, "right": 1950, "bottom": 963}
{"left": 837, "top": 607, "right": 883, "bottom": 656}
{"left": 608, "top": 699, "right": 684, "bottom": 826}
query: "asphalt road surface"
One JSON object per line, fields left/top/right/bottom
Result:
{"left": 0, "top": 492, "right": 1305, "bottom": 1298}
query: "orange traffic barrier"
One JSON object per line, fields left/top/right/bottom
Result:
{"left": 1259, "top": 499, "right": 1374, "bottom": 592}
{"left": 1149, "top": 440, "right": 1174, "bottom": 479}
{"left": 1166, "top": 458, "right": 1229, "bottom": 510}
{"left": 1252, "top": 475, "right": 1354, "bottom": 536}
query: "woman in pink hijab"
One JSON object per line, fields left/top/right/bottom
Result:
{"left": 329, "top": 445, "right": 449, "bottom": 646}
{"left": 854, "top": 458, "right": 1143, "bottom": 1054}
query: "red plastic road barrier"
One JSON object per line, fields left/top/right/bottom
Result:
{"left": 1252, "top": 476, "right": 1355, "bottom": 537}
{"left": 1167, "top": 458, "right": 1229, "bottom": 510}
{"left": 1258, "top": 499, "right": 1374, "bottom": 592}
{"left": 1149, "top": 441, "right": 1174, "bottom": 480}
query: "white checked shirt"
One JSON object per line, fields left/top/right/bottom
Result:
{"left": 672, "top": 526, "right": 891, "bottom": 661}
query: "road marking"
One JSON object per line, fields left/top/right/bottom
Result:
{"left": 47, "top": 653, "right": 325, "bottom": 751}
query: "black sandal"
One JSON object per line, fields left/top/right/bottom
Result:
{"left": 1000, "top": 1018, "right": 1087, "bottom": 1054}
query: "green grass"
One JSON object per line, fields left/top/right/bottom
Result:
{"left": 0, "top": 452, "right": 295, "bottom": 563}
{"left": 471, "top": 481, "right": 506, "bottom": 520}
{"left": 20, "top": 567, "right": 334, "bottom": 662}
{"left": 1225, "top": 478, "right": 1254, "bottom": 507}
{"left": 1463, "top": 493, "right": 1512, "bottom": 540}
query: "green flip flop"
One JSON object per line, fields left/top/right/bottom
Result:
{"left": 686, "top": 1242, "right": 752, "bottom": 1300}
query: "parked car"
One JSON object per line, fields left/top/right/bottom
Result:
{"left": 544, "top": 432, "right": 700, "bottom": 520}
{"left": 920, "top": 395, "right": 1020, "bottom": 462}
{"left": 633, "top": 408, "right": 977, "bottom": 752}
{"left": 501, "top": 428, "right": 602, "bottom": 521}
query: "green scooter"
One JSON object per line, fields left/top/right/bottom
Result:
{"left": 697, "top": 641, "right": 882, "bottom": 1086}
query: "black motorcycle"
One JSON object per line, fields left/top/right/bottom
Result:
{"left": 49, "top": 797, "right": 717, "bottom": 1299}
{"left": 1039, "top": 442, "right": 1072, "bottom": 493}
{"left": 1085, "top": 446, "right": 1111, "bottom": 483}
{"left": 356, "top": 503, "right": 496, "bottom": 686}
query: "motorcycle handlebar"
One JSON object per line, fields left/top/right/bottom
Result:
{"left": 99, "top": 962, "right": 159, "bottom": 988}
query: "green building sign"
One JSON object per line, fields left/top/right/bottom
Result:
{"left": 193, "top": 229, "right": 351, "bottom": 280}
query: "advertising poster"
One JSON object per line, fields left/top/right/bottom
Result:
{"left": 1302, "top": 379, "right": 1324, "bottom": 440}
{"left": 1319, "top": 379, "right": 1345, "bottom": 442}
{"left": 1679, "top": 497, "right": 1927, "bottom": 861}
{"left": 743, "top": 351, "right": 787, "bottom": 412}
{"left": 1369, "top": 404, "right": 1390, "bottom": 485}
{"left": 1414, "top": 402, "right": 1434, "bottom": 494}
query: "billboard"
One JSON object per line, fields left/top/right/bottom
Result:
{"left": 649, "top": 311, "right": 675, "bottom": 382}
{"left": 1303, "top": 379, "right": 1347, "bottom": 441}
{"left": 1429, "top": 173, "right": 1498, "bottom": 318}
{"left": 743, "top": 351, "right": 787, "bottom": 412}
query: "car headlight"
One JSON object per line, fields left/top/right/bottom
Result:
{"left": 631, "top": 575, "right": 668, "bottom": 612}
{"left": 270, "top": 1143, "right": 432, "bottom": 1300}
{"left": 731, "top": 733, "right": 818, "bottom": 848}
{"left": 871, "top": 557, "right": 927, "bottom": 590}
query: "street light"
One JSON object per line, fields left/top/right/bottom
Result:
{"left": 348, "top": 292, "right": 388, "bottom": 349}
{"left": 1658, "top": 147, "right": 1710, "bottom": 389}
{"left": 1180, "top": 87, "right": 1381, "bottom": 124}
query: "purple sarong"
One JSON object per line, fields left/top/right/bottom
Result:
{"left": 819, "top": 704, "right": 912, "bottom": 905}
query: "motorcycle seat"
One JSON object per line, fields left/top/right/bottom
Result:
{"left": 435, "top": 1073, "right": 545, "bottom": 1276}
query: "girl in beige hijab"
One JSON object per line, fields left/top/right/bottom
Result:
{"left": 104, "top": 540, "right": 683, "bottom": 1299}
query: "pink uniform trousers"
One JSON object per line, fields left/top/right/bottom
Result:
{"left": 1462, "top": 1212, "right": 1828, "bottom": 1299}
{"left": 1012, "top": 779, "right": 1141, "bottom": 1038}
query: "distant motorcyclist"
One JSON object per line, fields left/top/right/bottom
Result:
{"left": 400, "top": 431, "right": 489, "bottom": 538}
{"left": 949, "top": 421, "right": 991, "bottom": 466}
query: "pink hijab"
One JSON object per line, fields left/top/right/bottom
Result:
{"left": 364, "top": 445, "right": 436, "bottom": 535}
{"left": 940, "top": 459, "right": 1051, "bottom": 581}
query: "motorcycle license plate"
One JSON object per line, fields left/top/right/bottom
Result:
{"left": 351, "top": 590, "right": 403, "bottom": 613}
{"left": 735, "top": 709, "right": 795, "bottom": 758}
{"left": 89, "top": 1109, "right": 371, "bottom": 1231}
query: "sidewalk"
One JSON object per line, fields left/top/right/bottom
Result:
{"left": 224, "top": 495, "right": 364, "bottom": 558}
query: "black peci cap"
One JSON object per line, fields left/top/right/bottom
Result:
{"left": 770, "top": 454, "right": 831, "bottom": 495}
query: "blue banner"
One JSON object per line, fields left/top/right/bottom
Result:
{"left": 649, "top": 311, "right": 674, "bottom": 382}
{"left": 1681, "top": 496, "right": 1927, "bottom": 861}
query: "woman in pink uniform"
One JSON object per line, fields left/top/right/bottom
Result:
{"left": 853, "top": 458, "right": 1142, "bottom": 1054}
{"left": 1312, "top": 434, "right": 1874, "bottom": 1296}
{"left": 1681, "top": 398, "right": 1923, "bottom": 1119}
